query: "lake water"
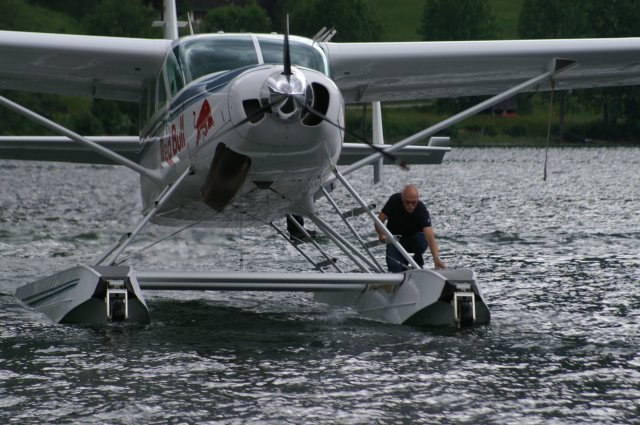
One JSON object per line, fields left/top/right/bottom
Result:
{"left": 1, "top": 147, "right": 639, "bottom": 424}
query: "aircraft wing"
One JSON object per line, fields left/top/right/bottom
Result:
{"left": 338, "top": 143, "right": 449, "bottom": 165}
{"left": 0, "top": 31, "right": 171, "bottom": 102}
{"left": 322, "top": 38, "right": 640, "bottom": 103}
{"left": 0, "top": 136, "right": 145, "bottom": 164}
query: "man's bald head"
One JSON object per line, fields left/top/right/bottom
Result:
{"left": 402, "top": 185, "right": 419, "bottom": 198}
{"left": 401, "top": 185, "right": 420, "bottom": 213}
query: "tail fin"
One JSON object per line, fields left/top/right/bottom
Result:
{"left": 154, "top": 0, "right": 179, "bottom": 40}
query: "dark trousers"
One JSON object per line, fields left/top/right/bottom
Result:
{"left": 386, "top": 232, "right": 427, "bottom": 273}
{"left": 286, "top": 215, "right": 304, "bottom": 233}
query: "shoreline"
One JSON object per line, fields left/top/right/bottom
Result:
{"left": 451, "top": 136, "right": 640, "bottom": 148}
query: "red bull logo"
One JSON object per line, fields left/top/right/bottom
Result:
{"left": 160, "top": 114, "right": 186, "bottom": 165}
{"left": 193, "top": 99, "right": 214, "bottom": 146}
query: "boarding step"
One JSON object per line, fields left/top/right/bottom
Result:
{"left": 315, "top": 257, "right": 338, "bottom": 270}
{"left": 105, "top": 279, "right": 129, "bottom": 321}
{"left": 340, "top": 203, "right": 375, "bottom": 219}
{"left": 451, "top": 280, "right": 476, "bottom": 328}
{"left": 363, "top": 239, "right": 383, "bottom": 249}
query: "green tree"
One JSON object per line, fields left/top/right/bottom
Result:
{"left": 28, "top": 0, "right": 96, "bottom": 21}
{"left": 518, "top": 0, "right": 587, "bottom": 138}
{"left": 518, "top": 0, "right": 585, "bottom": 39}
{"left": 82, "top": 0, "right": 160, "bottom": 38}
{"left": 80, "top": 0, "right": 161, "bottom": 134}
{"left": 418, "top": 0, "right": 499, "bottom": 114}
{"left": 0, "top": 0, "right": 85, "bottom": 135}
{"left": 201, "top": 0, "right": 272, "bottom": 33}
{"left": 518, "top": 0, "right": 640, "bottom": 139}
{"left": 0, "top": 0, "right": 160, "bottom": 136}
{"left": 275, "top": 0, "right": 383, "bottom": 42}
{"left": 0, "top": 0, "right": 78, "bottom": 33}
{"left": 420, "top": 0, "right": 499, "bottom": 41}
{"left": 583, "top": 0, "right": 640, "bottom": 136}
{"left": 584, "top": 0, "right": 640, "bottom": 38}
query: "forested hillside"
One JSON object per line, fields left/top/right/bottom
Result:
{"left": 1, "top": 0, "right": 639, "bottom": 143}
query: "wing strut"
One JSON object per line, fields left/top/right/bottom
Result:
{"left": 0, "top": 94, "right": 163, "bottom": 183}
{"left": 329, "top": 58, "right": 577, "bottom": 182}
{"left": 372, "top": 101, "right": 384, "bottom": 183}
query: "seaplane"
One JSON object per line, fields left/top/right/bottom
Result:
{"left": 2, "top": 1, "right": 640, "bottom": 328}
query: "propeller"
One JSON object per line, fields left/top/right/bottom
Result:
{"left": 188, "top": 15, "right": 408, "bottom": 172}
{"left": 280, "top": 15, "right": 407, "bottom": 170}
{"left": 282, "top": 14, "right": 292, "bottom": 80}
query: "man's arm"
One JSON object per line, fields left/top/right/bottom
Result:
{"left": 375, "top": 211, "right": 388, "bottom": 243}
{"left": 424, "top": 227, "right": 446, "bottom": 270}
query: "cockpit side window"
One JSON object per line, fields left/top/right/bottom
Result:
{"left": 176, "top": 36, "right": 259, "bottom": 83}
{"left": 166, "top": 52, "right": 185, "bottom": 96}
{"left": 156, "top": 70, "right": 167, "bottom": 109}
{"left": 140, "top": 80, "right": 153, "bottom": 123}
{"left": 258, "top": 38, "right": 327, "bottom": 74}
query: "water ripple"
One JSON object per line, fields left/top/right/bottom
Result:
{"left": 1, "top": 149, "right": 639, "bottom": 423}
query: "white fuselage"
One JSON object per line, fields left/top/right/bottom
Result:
{"left": 138, "top": 35, "right": 344, "bottom": 227}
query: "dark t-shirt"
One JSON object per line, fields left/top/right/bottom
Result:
{"left": 381, "top": 193, "right": 432, "bottom": 237}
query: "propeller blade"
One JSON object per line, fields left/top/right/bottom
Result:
{"left": 283, "top": 14, "right": 292, "bottom": 79}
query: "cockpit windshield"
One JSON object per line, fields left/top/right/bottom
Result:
{"left": 174, "top": 34, "right": 328, "bottom": 83}
{"left": 175, "top": 36, "right": 258, "bottom": 82}
{"left": 258, "top": 38, "right": 326, "bottom": 74}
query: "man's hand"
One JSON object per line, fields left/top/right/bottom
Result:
{"left": 434, "top": 257, "right": 446, "bottom": 270}
{"left": 375, "top": 211, "right": 388, "bottom": 244}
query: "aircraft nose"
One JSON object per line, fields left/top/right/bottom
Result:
{"left": 261, "top": 68, "right": 311, "bottom": 122}
{"left": 234, "top": 69, "right": 332, "bottom": 129}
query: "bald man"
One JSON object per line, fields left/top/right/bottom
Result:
{"left": 375, "top": 185, "right": 446, "bottom": 272}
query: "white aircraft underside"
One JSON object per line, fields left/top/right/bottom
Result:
{"left": 3, "top": 0, "right": 640, "bottom": 328}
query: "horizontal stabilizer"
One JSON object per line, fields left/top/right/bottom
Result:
{"left": 338, "top": 143, "right": 449, "bottom": 165}
{"left": 341, "top": 203, "right": 375, "bottom": 219}
{"left": 0, "top": 136, "right": 144, "bottom": 164}
{"left": 428, "top": 136, "right": 450, "bottom": 147}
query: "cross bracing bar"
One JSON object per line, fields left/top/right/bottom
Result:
{"left": 286, "top": 214, "right": 344, "bottom": 272}
{"left": 136, "top": 271, "right": 404, "bottom": 291}
{"left": 307, "top": 212, "right": 377, "bottom": 273}
{"left": 269, "top": 222, "right": 328, "bottom": 272}
{"left": 321, "top": 187, "right": 385, "bottom": 273}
